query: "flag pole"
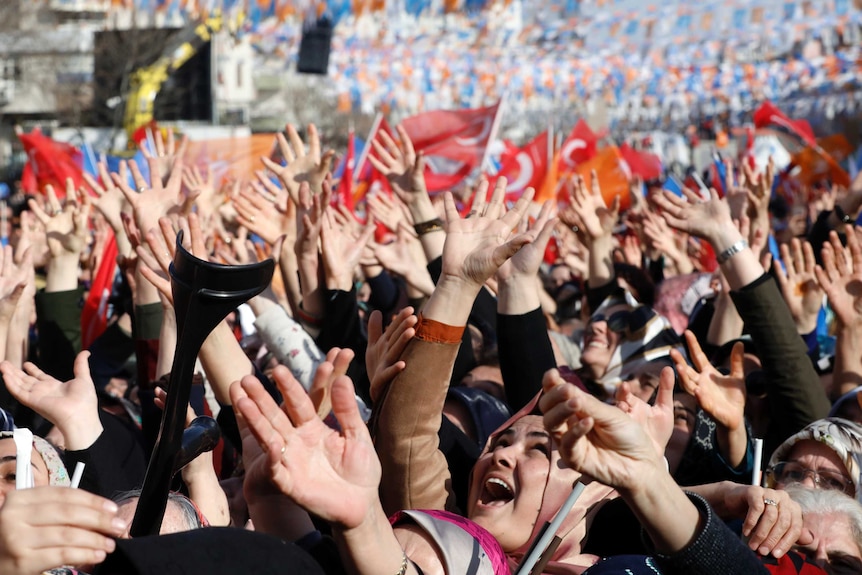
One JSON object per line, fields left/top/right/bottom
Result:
{"left": 353, "top": 111, "right": 383, "bottom": 183}
{"left": 479, "top": 92, "right": 507, "bottom": 174}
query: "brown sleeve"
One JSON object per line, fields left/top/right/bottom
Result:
{"left": 370, "top": 336, "right": 460, "bottom": 516}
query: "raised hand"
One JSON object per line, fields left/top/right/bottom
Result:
{"left": 0, "top": 245, "right": 30, "bottom": 325}
{"left": 83, "top": 161, "right": 129, "bottom": 238}
{"left": 367, "top": 191, "right": 412, "bottom": 234}
{"left": 741, "top": 158, "right": 774, "bottom": 228}
{"left": 113, "top": 150, "right": 186, "bottom": 236}
{"left": 251, "top": 170, "right": 290, "bottom": 214}
{"left": 136, "top": 214, "right": 208, "bottom": 307}
{"left": 816, "top": 226, "right": 862, "bottom": 329}
{"left": 0, "top": 351, "right": 102, "bottom": 450}
{"left": 724, "top": 483, "right": 809, "bottom": 558}
{"left": 28, "top": 179, "right": 91, "bottom": 259}
{"left": 671, "top": 330, "right": 746, "bottom": 433}
{"left": 233, "top": 184, "right": 289, "bottom": 246}
{"left": 260, "top": 124, "right": 334, "bottom": 203}
{"left": 651, "top": 186, "right": 732, "bottom": 245}
{"left": 366, "top": 308, "right": 417, "bottom": 404}
{"left": 0, "top": 486, "right": 124, "bottom": 574}
{"left": 140, "top": 127, "right": 188, "bottom": 186}
{"left": 367, "top": 125, "right": 427, "bottom": 208}
{"left": 774, "top": 238, "right": 822, "bottom": 334}
{"left": 440, "top": 182, "right": 533, "bottom": 288}
{"left": 320, "top": 205, "right": 375, "bottom": 291}
{"left": 540, "top": 368, "right": 660, "bottom": 490}
{"left": 614, "top": 366, "right": 675, "bottom": 457}
{"left": 562, "top": 171, "right": 619, "bottom": 243}
{"left": 496, "top": 199, "right": 557, "bottom": 283}
{"left": 307, "top": 348, "right": 355, "bottom": 420}
{"left": 182, "top": 163, "right": 221, "bottom": 221}
{"left": 230, "top": 367, "right": 381, "bottom": 529}
{"left": 154, "top": 387, "right": 230, "bottom": 526}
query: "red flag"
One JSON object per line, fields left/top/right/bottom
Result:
{"left": 82, "top": 233, "right": 118, "bottom": 348}
{"left": 753, "top": 101, "right": 817, "bottom": 148}
{"left": 17, "top": 129, "right": 85, "bottom": 197}
{"left": 400, "top": 101, "right": 500, "bottom": 165}
{"left": 490, "top": 130, "right": 550, "bottom": 200}
{"left": 337, "top": 131, "right": 355, "bottom": 211}
{"left": 619, "top": 144, "right": 663, "bottom": 181}
{"left": 557, "top": 119, "right": 600, "bottom": 172}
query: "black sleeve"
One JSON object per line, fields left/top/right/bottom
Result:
{"left": 35, "top": 287, "right": 85, "bottom": 381}
{"left": 365, "top": 270, "right": 400, "bottom": 314}
{"left": 806, "top": 210, "right": 836, "bottom": 266}
{"left": 62, "top": 409, "right": 148, "bottom": 498}
{"left": 316, "top": 287, "right": 370, "bottom": 404}
{"left": 497, "top": 307, "right": 556, "bottom": 412}
{"left": 729, "top": 274, "right": 830, "bottom": 455}
{"left": 650, "top": 492, "right": 769, "bottom": 575}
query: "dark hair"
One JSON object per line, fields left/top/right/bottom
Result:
{"left": 613, "top": 263, "right": 655, "bottom": 307}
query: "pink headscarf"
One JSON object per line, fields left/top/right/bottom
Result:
{"left": 476, "top": 394, "right": 617, "bottom": 575}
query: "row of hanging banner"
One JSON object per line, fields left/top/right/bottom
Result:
{"left": 59, "top": 1, "right": 862, "bottom": 122}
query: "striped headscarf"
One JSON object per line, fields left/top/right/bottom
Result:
{"left": 588, "top": 291, "right": 685, "bottom": 396}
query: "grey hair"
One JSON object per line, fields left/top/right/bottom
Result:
{"left": 113, "top": 489, "right": 203, "bottom": 531}
{"left": 785, "top": 485, "right": 862, "bottom": 554}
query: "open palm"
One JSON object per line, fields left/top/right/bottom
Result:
{"left": 231, "top": 369, "right": 381, "bottom": 529}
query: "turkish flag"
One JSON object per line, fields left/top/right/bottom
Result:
{"left": 753, "top": 101, "right": 817, "bottom": 148}
{"left": 491, "top": 130, "right": 549, "bottom": 200}
{"left": 557, "top": 119, "right": 600, "bottom": 172}
{"left": 17, "top": 129, "right": 85, "bottom": 197}
{"left": 619, "top": 144, "right": 662, "bottom": 181}
{"left": 82, "top": 232, "right": 118, "bottom": 349}
{"left": 400, "top": 101, "right": 500, "bottom": 166}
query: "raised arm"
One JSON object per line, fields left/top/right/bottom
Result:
{"left": 540, "top": 369, "right": 773, "bottom": 574}
{"left": 816, "top": 226, "right": 862, "bottom": 399}
{"left": 372, "top": 186, "right": 535, "bottom": 515}
{"left": 653, "top": 187, "right": 829, "bottom": 453}
{"left": 495, "top": 198, "right": 559, "bottom": 410}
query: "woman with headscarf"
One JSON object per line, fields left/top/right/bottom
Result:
{"left": 766, "top": 417, "right": 862, "bottom": 501}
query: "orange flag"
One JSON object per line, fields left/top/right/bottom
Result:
{"left": 573, "top": 146, "right": 632, "bottom": 211}
{"left": 791, "top": 134, "right": 852, "bottom": 187}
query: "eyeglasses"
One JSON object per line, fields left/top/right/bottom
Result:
{"left": 589, "top": 307, "right": 651, "bottom": 338}
{"left": 767, "top": 461, "right": 855, "bottom": 495}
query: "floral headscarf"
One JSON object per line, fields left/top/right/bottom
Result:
{"left": 0, "top": 431, "right": 70, "bottom": 486}
{"left": 766, "top": 418, "right": 862, "bottom": 502}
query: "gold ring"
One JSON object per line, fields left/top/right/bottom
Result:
{"left": 249, "top": 215, "right": 256, "bottom": 223}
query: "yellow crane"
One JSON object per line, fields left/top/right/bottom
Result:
{"left": 123, "top": 12, "right": 223, "bottom": 143}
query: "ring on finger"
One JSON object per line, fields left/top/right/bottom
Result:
{"left": 249, "top": 215, "right": 256, "bottom": 223}
{"left": 763, "top": 498, "right": 778, "bottom": 507}
{"left": 138, "top": 186, "right": 148, "bottom": 193}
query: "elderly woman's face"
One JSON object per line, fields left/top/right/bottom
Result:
{"left": 774, "top": 440, "right": 856, "bottom": 497}
{"left": 580, "top": 304, "right": 629, "bottom": 379}
{"left": 467, "top": 416, "right": 552, "bottom": 552}
{"left": 0, "top": 438, "right": 50, "bottom": 504}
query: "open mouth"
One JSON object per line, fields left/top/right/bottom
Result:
{"left": 480, "top": 477, "right": 514, "bottom": 506}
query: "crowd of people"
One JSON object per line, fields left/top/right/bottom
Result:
{"left": 0, "top": 121, "right": 860, "bottom": 575}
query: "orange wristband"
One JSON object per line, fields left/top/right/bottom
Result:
{"left": 414, "top": 313, "right": 465, "bottom": 344}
